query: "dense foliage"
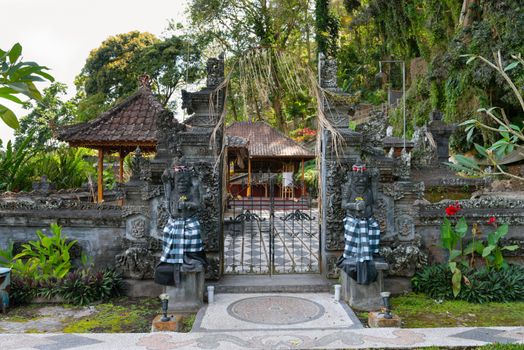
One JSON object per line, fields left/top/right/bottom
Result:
{"left": 412, "top": 263, "right": 524, "bottom": 303}
{"left": 337, "top": 0, "right": 524, "bottom": 150}
{"left": 1, "top": 224, "right": 124, "bottom": 306}
{"left": 9, "top": 269, "right": 124, "bottom": 306}
{"left": 75, "top": 31, "right": 203, "bottom": 121}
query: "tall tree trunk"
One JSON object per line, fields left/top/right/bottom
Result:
{"left": 460, "top": 0, "right": 479, "bottom": 28}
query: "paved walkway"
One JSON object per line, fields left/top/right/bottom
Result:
{"left": 1, "top": 293, "right": 523, "bottom": 349}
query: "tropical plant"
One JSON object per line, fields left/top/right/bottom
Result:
{"left": 450, "top": 52, "right": 524, "bottom": 181}
{"left": 14, "top": 82, "right": 77, "bottom": 151}
{"left": 412, "top": 263, "right": 524, "bottom": 303}
{"left": 9, "top": 268, "right": 124, "bottom": 306}
{"left": 32, "top": 147, "right": 95, "bottom": 190}
{"left": 0, "top": 133, "right": 35, "bottom": 192}
{"left": 440, "top": 203, "right": 518, "bottom": 296}
{"left": 12, "top": 223, "right": 77, "bottom": 280}
{"left": 0, "top": 242, "right": 14, "bottom": 267}
{"left": 58, "top": 268, "right": 123, "bottom": 305}
{"left": 0, "top": 43, "right": 54, "bottom": 128}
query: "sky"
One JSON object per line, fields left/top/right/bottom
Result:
{"left": 0, "top": 0, "right": 188, "bottom": 143}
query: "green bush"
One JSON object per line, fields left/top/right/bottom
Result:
{"left": 12, "top": 223, "right": 77, "bottom": 280}
{"left": 412, "top": 263, "right": 524, "bottom": 303}
{"left": 9, "top": 268, "right": 123, "bottom": 306}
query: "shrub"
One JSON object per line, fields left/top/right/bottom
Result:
{"left": 412, "top": 263, "right": 524, "bottom": 303}
{"left": 12, "top": 223, "right": 77, "bottom": 280}
{"left": 58, "top": 268, "right": 124, "bottom": 305}
{"left": 9, "top": 268, "right": 124, "bottom": 306}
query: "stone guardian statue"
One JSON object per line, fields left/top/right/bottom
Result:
{"left": 337, "top": 161, "right": 381, "bottom": 284}
{"left": 154, "top": 158, "right": 208, "bottom": 286}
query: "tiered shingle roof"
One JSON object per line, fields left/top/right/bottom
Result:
{"left": 226, "top": 122, "right": 315, "bottom": 159}
{"left": 58, "top": 86, "right": 164, "bottom": 152}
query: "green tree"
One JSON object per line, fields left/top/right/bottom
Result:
{"left": 75, "top": 31, "right": 158, "bottom": 120}
{"left": 0, "top": 43, "right": 54, "bottom": 129}
{"left": 315, "top": 0, "right": 339, "bottom": 57}
{"left": 75, "top": 31, "right": 203, "bottom": 121}
{"left": 14, "top": 82, "right": 77, "bottom": 150}
{"left": 188, "top": 0, "right": 315, "bottom": 132}
{"left": 133, "top": 35, "right": 202, "bottom": 108}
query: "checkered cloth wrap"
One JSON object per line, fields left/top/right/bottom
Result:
{"left": 160, "top": 217, "right": 204, "bottom": 264}
{"left": 342, "top": 216, "right": 380, "bottom": 262}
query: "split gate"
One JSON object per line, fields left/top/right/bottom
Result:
{"left": 223, "top": 173, "right": 320, "bottom": 274}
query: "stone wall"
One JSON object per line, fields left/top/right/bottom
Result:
{"left": 0, "top": 194, "right": 124, "bottom": 268}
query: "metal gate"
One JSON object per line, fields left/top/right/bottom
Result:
{"left": 223, "top": 173, "right": 319, "bottom": 274}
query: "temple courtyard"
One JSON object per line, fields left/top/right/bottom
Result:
{"left": 0, "top": 292, "right": 522, "bottom": 350}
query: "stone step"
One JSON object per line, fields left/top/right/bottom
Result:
{"left": 211, "top": 274, "right": 334, "bottom": 293}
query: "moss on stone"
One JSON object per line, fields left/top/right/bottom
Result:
{"left": 62, "top": 297, "right": 159, "bottom": 333}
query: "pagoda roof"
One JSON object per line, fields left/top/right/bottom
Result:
{"left": 58, "top": 85, "right": 165, "bottom": 152}
{"left": 226, "top": 121, "right": 315, "bottom": 160}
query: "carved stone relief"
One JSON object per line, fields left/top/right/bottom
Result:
{"left": 130, "top": 218, "right": 147, "bottom": 239}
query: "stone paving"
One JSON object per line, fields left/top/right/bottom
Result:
{"left": 0, "top": 293, "right": 523, "bottom": 349}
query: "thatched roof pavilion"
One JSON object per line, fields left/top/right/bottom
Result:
{"left": 58, "top": 77, "right": 166, "bottom": 202}
{"left": 226, "top": 121, "right": 315, "bottom": 197}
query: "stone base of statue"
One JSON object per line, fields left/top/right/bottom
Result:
{"left": 166, "top": 267, "right": 205, "bottom": 313}
{"left": 342, "top": 260, "right": 389, "bottom": 311}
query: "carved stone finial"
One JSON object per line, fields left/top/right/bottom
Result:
{"left": 206, "top": 55, "right": 224, "bottom": 88}
{"left": 319, "top": 57, "right": 338, "bottom": 89}
{"left": 138, "top": 74, "right": 151, "bottom": 89}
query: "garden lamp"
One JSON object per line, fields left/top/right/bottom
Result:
{"left": 159, "top": 293, "right": 170, "bottom": 322}
{"left": 380, "top": 291, "right": 392, "bottom": 319}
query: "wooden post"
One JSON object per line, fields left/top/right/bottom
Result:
{"left": 301, "top": 158, "right": 306, "bottom": 196}
{"left": 247, "top": 158, "right": 252, "bottom": 197}
{"left": 97, "top": 148, "right": 104, "bottom": 203}
{"left": 119, "top": 151, "right": 124, "bottom": 183}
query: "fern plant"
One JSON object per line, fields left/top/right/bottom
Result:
{"left": 0, "top": 133, "right": 35, "bottom": 191}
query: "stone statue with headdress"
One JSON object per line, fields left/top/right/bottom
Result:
{"left": 337, "top": 160, "right": 381, "bottom": 284}
{"left": 154, "top": 157, "right": 208, "bottom": 286}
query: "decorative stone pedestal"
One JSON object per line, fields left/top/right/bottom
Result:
{"left": 151, "top": 315, "right": 183, "bottom": 332}
{"left": 341, "top": 261, "right": 389, "bottom": 311}
{"left": 166, "top": 270, "right": 205, "bottom": 313}
{"left": 368, "top": 311, "right": 402, "bottom": 328}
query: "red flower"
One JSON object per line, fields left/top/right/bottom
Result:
{"left": 487, "top": 216, "right": 496, "bottom": 225}
{"left": 445, "top": 203, "right": 461, "bottom": 216}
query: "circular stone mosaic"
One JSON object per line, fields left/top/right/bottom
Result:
{"left": 227, "top": 296, "right": 325, "bottom": 325}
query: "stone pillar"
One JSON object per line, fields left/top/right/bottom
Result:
{"left": 318, "top": 54, "right": 362, "bottom": 279}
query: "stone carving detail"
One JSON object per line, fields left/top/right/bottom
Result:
{"left": 419, "top": 197, "right": 524, "bottom": 225}
{"left": 326, "top": 255, "right": 340, "bottom": 279}
{"left": 122, "top": 205, "right": 149, "bottom": 218}
{"left": 193, "top": 162, "right": 221, "bottom": 252}
{"left": 130, "top": 218, "right": 147, "bottom": 239}
{"left": 205, "top": 256, "right": 220, "bottom": 281}
{"left": 395, "top": 214, "right": 415, "bottom": 241}
{"left": 373, "top": 195, "right": 390, "bottom": 234}
{"left": 319, "top": 54, "right": 338, "bottom": 89}
{"left": 141, "top": 184, "right": 162, "bottom": 201}
{"left": 324, "top": 161, "right": 349, "bottom": 250}
{"left": 379, "top": 236, "right": 428, "bottom": 277}
{"left": 156, "top": 110, "right": 185, "bottom": 158}
{"left": 156, "top": 202, "right": 170, "bottom": 229}
{"left": 206, "top": 54, "right": 225, "bottom": 88}
{"left": 115, "top": 247, "right": 156, "bottom": 279}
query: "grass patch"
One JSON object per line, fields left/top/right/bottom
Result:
{"left": 180, "top": 314, "right": 196, "bottom": 332}
{"left": 62, "top": 297, "right": 160, "bottom": 333}
{"left": 389, "top": 293, "right": 524, "bottom": 328}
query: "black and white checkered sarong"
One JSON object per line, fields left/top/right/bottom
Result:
{"left": 343, "top": 216, "right": 380, "bottom": 262}
{"left": 160, "top": 217, "right": 204, "bottom": 264}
